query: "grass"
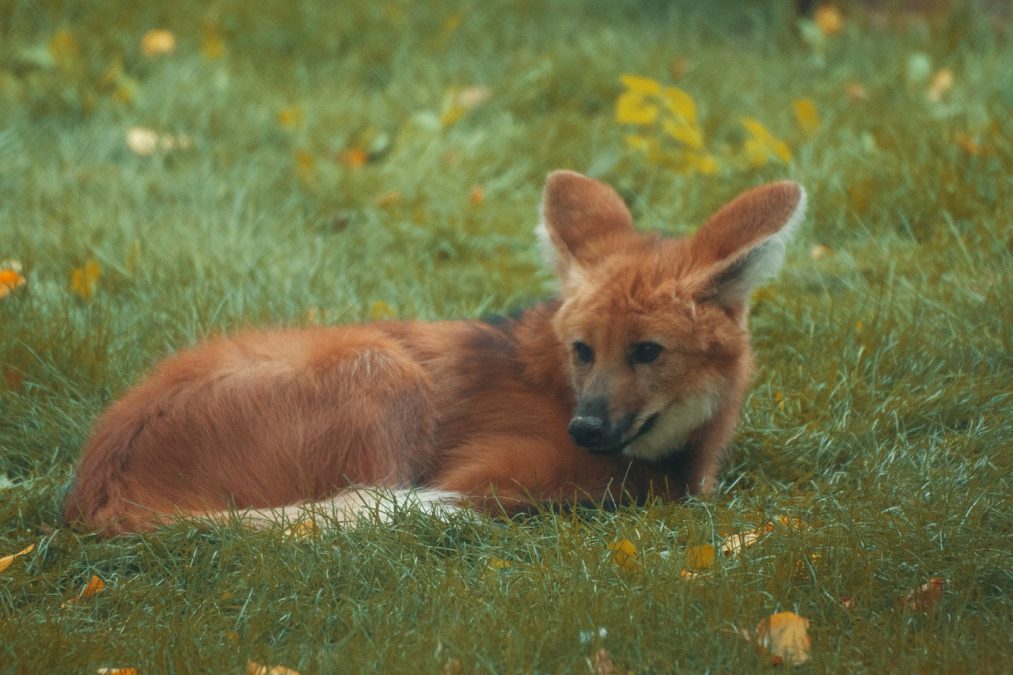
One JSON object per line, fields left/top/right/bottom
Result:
{"left": 1, "top": 0, "right": 1011, "bottom": 671}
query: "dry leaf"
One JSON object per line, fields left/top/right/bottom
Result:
{"left": 814, "top": 5, "right": 844, "bottom": 36}
{"left": 608, "top": 539, "right": 640, "bottom": 573}
{"left": 338, "top": 147, "right": 368, "bottom": 168}
{"left": 0, "top": 544, "right": 35, "bottom": 573}
{"left": 792, "top": 98, "right": 821, "bottom": 136}
{"left": 592, "top": 648, "right": 619, "bottom": 675}
{"left": 0, "top": 260, "right": 27, "bottom": 299}
{"left": 487, "top": 557, "right": 512, "bottom": 570}
{"left": 679, "top": 569, "right": 702, "bottom": 581}
{"left": 954, "top": 132, "right": 988, "bottom": 157}
{"left": 140, "top": 29, "right": 176, "bottom": 57}
{"left": 48, "top": 29, "right": 81, "bottom": 68}
{"left": 247, "top": 660, "right": 299, "bottom": 675}
{"left": 469, "top": 186, "right": 485, "bottom": 206}
{"left": 754, "top": 611, "right": 812, "bottom": 666}
{"left": 810, "top": 244, "right": 832, "bottom": 260}
{"left": 97, "top": 668, "right": 138, "bottom": 675}
{"left": 277, "top": 106, "right": 303, "bottom": 128}
{"left": 442, "top": 658, "right": 462, "bottom": 675}
{"left": 69, "top": 259, "right": 102, "bottom": 300}
{"left": 844, "top": 81, "right": 869, "bottom": 101}
{"left": 927, "top": 68, "right": 954, "bottom": 103}
{"left": 81, "top": 574, "right": 106, "bottom": 598}
{"left": 684, "top": 544, "right": 716, "bottom": 571}
{"left": 901, "top": 577, "right": 944, "bottom": 611}
{"left": 840, "top": 596, "right": 854, "bottom": 610}
{"left": 720, "top": 530, "right": 762, "bottom": 557}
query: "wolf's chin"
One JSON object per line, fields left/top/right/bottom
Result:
{"left": 621, "top": 392, "right": 719, "bottom": 461}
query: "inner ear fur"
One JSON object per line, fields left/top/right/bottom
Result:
{"left": 538, "top": 170, "right": 634, "bottom": 278}
{"left": 689, "top": 181, "right": 806, "bottom": 309}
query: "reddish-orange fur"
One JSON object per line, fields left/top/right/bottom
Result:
{"left": 64, "top": 171, "right": 805, "bottom": 534}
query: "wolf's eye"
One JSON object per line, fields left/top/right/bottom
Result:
{"left": 631, "top": 341, "right": 663, "bottom": 365}
{"left": 572, "top": 341, "right": 594, "bottom": 364}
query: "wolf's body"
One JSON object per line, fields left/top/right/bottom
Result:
{"left": 63, "top": 171, "right": 805, "bottom": 534}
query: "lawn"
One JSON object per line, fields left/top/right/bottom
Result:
{"left": 1, "top": 0, "right": 1011, "bottom": 672}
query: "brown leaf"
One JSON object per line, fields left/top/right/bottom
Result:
{"left": 901, "top": 577, "right": 944, "bottom": 611}
{"left": 0, "top": 544, "right": 35, "bottom": 573}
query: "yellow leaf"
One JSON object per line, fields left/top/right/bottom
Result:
{"left": 814, "top": 4, "right": 844, "bottom": 36}
{"left": 615, "top": 91, "right": 659, "bottom": 126}
{"left": 0, "top": 544, "right": 35, "bottom": 573}
{"left": 901, "top": 577, "right": 944, "bottom": 611}
{"left": 247, "top": 660, "right": 300, "bottom": 675}
{"left": 792, "top": 98, "right": 821, "bottom": 136}
{"left": 97, "top": 669, "right": 138, "bottom": 675}
{"left": 286, "top": 518, "right": 318, "bottom": 539}
{"left": 48, "top": 29, "right": 80, "bottom": 68}
{"left": 201, "top": 26, "right": 226, "bottom": 60}
{"left": 369, "top": 300, "right": 395, "bottom": 321}
{"left": 0, "top": 260, "right": 27, "bottom": 300}
{"left": 720, "top": 530, "right": 762, "bottom": 557}
{"left": 684, "top": 544, "right": 716, "bottom": 570}
{"left": 487, "top": 557, "right": 512, "bottom": 570}
{"left": 295, "top": 150, "right": 316, "bottom": 185}
{"left": 619, "top": 74, "right": 661, "bottom": 95}
{"left": 277, "top": 106, "right": 303, "bottom": 129}
{"left": 755, "top": 611, "right": 812, "bottom": 666}
{"left": 659, "top": 86, "right": 697, "bottom": 124}
{"left": 660, "top": 117, "right": 703, "bottom": 149}
{"left": 80, "top": 574, "right": 106, "bottom": 598}
{"left": 608, "top": 539, "right": 640, "bottom": 573}
{"left": 683, "top": 151, "right": 719, "bottom": 175}
{"left": 927, "top": 68, "right": 954, "bottom": 103}
{"left": 140, "top": 29, "right": 176, "bottom": 57}
{"left": 810, "top": 244, "right": 832, "bottom": 260}
{"left": 679, "top": 569, "right": 701, "bottom": 581}
{"left": 69, "top": 259, "right": 102, "bottom": 300}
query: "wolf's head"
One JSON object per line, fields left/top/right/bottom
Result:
{"left": 538, "top": 171, "right": 805, "bottom": 462}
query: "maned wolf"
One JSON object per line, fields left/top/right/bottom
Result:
{"left": 64, "top": 171, "right": 805, "bottom": 534}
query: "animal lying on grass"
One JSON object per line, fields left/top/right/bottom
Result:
{"left": 63, "top": 171, "right": 806, "bottom": 534}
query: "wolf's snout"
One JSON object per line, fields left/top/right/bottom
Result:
{"left": 568, "top": 416, "right": 608, "bottom": 447}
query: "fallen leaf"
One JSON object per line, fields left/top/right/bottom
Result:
{"left": 277, "top": 106, "right": 303, "bottom": 128}
{"left": 608, "top": 539, "right": 640, "bottom": 573}
{"left": 679, "top": 569, "right": 702, "bottom": 581}
{"left": 247, "top": 660, "right": 299, "bottom": 675}
{"left": 470, "top": 186, "right": 485, "bottom": 206}
{"left": 684, "top": 544, "right": 716, "bottom": 571}
{"left": 0, "top": 544, "right": 35, "bottom": 573}
{"left": 810, "top": 244, "right": 832, "bottom": 260}
{"left": 954, "top": 132, "right": 987, "bottom": 157}
{"left": 720, "top": 530, "right": 762, "bottom": 557}
{"left": 80, "top": 574, "right": 106, "bottom": 598}
{"left": 69, "top": 259, "right": 102, "bottom": 299}
{"left": 901, "top": 577, "right": 944, "bottom": 611}
{"left": 754, "top": 611, "right": 812, "bottom": 666}
{"left": 814, "top": 5, "right": 844, "bottom": 36}
{"left": 201, "top": 25, "right": 226, "bottom": 60}
{"left": 0, "top": 260, "right": 27, "bottom": 299}
{"left": 338, "top": 147, "right": 368, "bottom": 168}
{"left": 369, "top": 301, "right": 396, "bottom": 321}
{"left": 487, "top": 557, "right": 512, "bottom": 570}
{"left": 140, "top": 29, "right": 176, "bottom": 57}
{"left": 591, "top": 647, "right": 619, "bottom": 675}
{"left": 927, "top": 68, "right": 954, "bottom": 102}
{"left": 844, "top": 81, "right": 869, "bottom": 101}
{"left": 840, "top": 596, "right": 854, "bottom": 610}
{"left": 442, "top": 658, "right": 462, "bottom": 675}
{"left": 792, "top": 98, "right": 821, "bottom": 136}
{"left": 48, "top": 29, "right": 80, "bottom": 69}
{"left": 97, "top": 668, "right": 138, "bottom": 675}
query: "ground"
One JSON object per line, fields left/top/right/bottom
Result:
{"left": 1, "top": 1, "right": 1011, "bottom": 672}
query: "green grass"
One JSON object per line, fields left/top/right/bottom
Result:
{"left": 2, "top": 0, "right": 1011, "bottom": 671}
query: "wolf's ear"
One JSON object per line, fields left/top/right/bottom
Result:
{"left": 537, "top": 170, "right": 634, "bottom": 281}
{"left": 689, "top": 181, "right": 806, "bottom": 314}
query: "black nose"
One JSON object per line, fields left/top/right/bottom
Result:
{"left": 568, "top": 416, "right": 607, "bottom": 447}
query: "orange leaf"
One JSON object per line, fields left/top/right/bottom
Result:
{"left": 814, "top": 4, "right": 844, "bottom": 36}
{"left": 80, "top": 574, "right": 106, "bottom": 598}
{"left": 339, "top": 147, "right": 368, "bottom": 168}
{"left": 927, "top": 68, "right": 954, "bottom": 102}
{"left": 470, "top": 186, "right": 485, "bottom": 206}
{"left": 755, "top": 611, "right": 812, "bottom": 666}
{"left": 901, "top": 577, "right": 944, "bottom": 611}
{"left": 248, "top": 660, "right": 299, "bottom": 675}
{"left": 0, "top": 260, "right": 27, "bottom": 299}
{"left": 97, "top": 668, "right": 138, "bottom": 675}
{"left": 684, "top": 544, "right": 716, "bottom": 571}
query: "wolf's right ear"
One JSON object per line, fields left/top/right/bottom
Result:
{"left": 537, "top": 170, "right": 634, "bottom": 282}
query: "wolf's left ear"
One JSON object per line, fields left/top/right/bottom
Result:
{"left": 689, "top": 181, "right": 806, "bottom": 314}
{"left": 537, "top": 170, "right": 634, "bottom": 281}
